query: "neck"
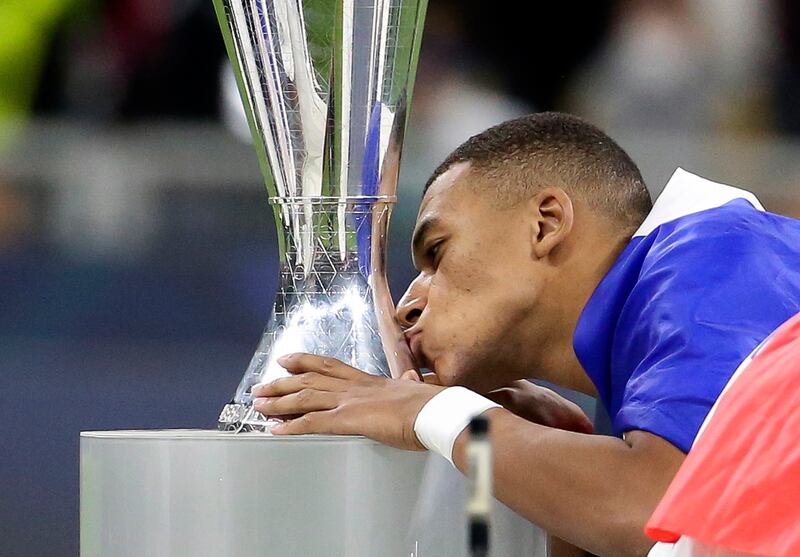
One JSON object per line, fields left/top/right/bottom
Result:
{"left": 537, "top": 219, "right": 632, "bottom": 396}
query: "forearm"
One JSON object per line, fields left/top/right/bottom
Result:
{"left": 451, "top": 408, "right": 683, "bottom": 557}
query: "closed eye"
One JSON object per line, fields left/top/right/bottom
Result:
{"left": 426, "top": 241, "right": 444, "bottom": 267}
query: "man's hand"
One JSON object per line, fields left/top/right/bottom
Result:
{"left": 486, "top": 381, "right": 594, "bottom": 434}
{"left": 251, "top": 353, "right": 444, "bottom": 450}
{"left": 408, "top": 372, "right": 593, "bottom": 434}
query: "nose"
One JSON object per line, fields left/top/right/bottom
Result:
{"left": 396, "top": 273, "right": 429, "bottom": 329}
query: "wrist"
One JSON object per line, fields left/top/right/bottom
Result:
{"left": 413, "top": 386, "right": 500, "bottom": 466}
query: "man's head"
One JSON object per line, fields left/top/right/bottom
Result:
{"left": 396, "top": 112, "right": 651, "bottom": 393}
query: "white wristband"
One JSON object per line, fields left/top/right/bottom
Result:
{"left": 413, "top": 387, "right": 500, "bottom": 466}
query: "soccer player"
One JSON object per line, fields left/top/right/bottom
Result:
{"left": 250, "top": 112, "right": 800, "bottom": 557}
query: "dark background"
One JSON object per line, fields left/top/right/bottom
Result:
{"left": 2, "top": 1, "right": 800, "bottom": 555}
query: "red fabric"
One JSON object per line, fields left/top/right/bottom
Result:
{"left": 645, "top": 312, "right": 800, "bottom": 556}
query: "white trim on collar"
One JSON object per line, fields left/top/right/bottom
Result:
{"left": 633, "top": 168, "right": 764, "bottom": 238}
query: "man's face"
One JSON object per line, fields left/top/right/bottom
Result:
{"left": 397, "top": 162, "right": 550, "bottom": 393}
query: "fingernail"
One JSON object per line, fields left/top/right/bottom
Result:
{"left": 277, "top": 354, "right": 294, "bottom": 365}
{"left": 252, "top": 397, "right": 269, "bottom": 410}
{"left": 250, "top": 383, "right": 264, "bottom": 395}
{"left": 271, "top": 422, "right": 286, "bottom": 434}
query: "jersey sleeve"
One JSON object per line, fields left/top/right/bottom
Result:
{"left": 611, "top": 205, "right": 800, "bottom": 452}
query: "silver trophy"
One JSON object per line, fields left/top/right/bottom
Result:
{"left": 213, "top": 0, "right": 427, "bottom": 431}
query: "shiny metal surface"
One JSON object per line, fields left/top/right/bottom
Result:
{"left": 212, "top": 0, "right": 427, "bottom": 430}
{"left": 80, "top": 431, "right": 549, "bottom": 557}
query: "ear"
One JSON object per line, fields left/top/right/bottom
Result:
{"left": 529, "top": 187, "right": 574, "bottom": 259}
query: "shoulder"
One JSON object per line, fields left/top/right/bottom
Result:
{"left": 641, "top": 199, "right": 776, "bottom": 270}
{"left": 626, "top": 200, "right": 800, "bottom": 318}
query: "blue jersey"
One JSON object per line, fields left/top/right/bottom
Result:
{"left": 573, "top": 168, "right": 800, "bottom": 452}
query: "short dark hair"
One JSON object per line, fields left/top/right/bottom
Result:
{"left": 424, "top": 112, "right": 652, "bottom": 230}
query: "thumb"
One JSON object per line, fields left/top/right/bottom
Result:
{"left": 400, "top": 369, "right": 423, "bottom": 382}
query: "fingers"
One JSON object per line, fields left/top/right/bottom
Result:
{"left": 252, "top": 372, "right": 342, "bottom": 397}
{"left": 486, "top": 381, "right": 595, "bottom": 434}
{"left": 485, "top": 386, "right": 515, "bottom": 407}
{"left": 271, "top": 410, "right": 343, "bottom": 436}
{"left": 253, "top": 389, "right": 339, "bottom": 417}
{"left": 537, "top": 388, "right": 594, "bottom": 434}
{"left": 278, "top": 353, "right": 363, "bottom": 379}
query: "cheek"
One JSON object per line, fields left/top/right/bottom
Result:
{"left": 427, "top": 259, "right": 483, "bottom": 318}
{"left": 446, "top": 246, "right": 495, "bottom": 290}
{"left": 426, "top": 256, "right": 510, "bottom": 340}
{"left": 425, "top": 232, "right": 533, "bottom": 317}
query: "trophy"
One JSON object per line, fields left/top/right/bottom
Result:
{"left": 213, "top": 0, "right": 427, "bottom": 431}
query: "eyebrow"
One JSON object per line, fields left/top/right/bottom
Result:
{"left": 411, "top": 216, "right": 441, "bottom": 262}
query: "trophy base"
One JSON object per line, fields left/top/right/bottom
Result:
{"left": 217, "top": 402, "right": 278, "bottom": 432}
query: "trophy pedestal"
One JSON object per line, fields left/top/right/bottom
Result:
{"left": 80, "top": 430, "right": 549, "bottom": 557}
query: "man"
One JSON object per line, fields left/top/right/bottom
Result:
{"left": 250, "top": 112, "right": 800, "bottom": 557}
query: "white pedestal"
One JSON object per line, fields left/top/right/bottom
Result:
{"left": 80, "top": 430, "right": 548, "bottom": 556}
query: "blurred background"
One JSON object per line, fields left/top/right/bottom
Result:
{"left": 2, "top": 0, "right": 800, "bottom": 555}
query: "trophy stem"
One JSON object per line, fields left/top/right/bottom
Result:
{"left": 219, "top": 196, "right": 412, "bottom": 432}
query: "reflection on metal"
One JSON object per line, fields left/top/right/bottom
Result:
{"left": 212, "top": 0, "right": 427, "bottom": 430}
